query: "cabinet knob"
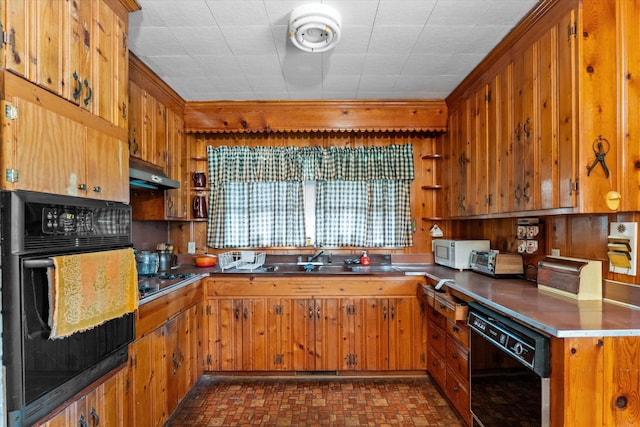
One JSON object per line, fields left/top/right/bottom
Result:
{"left": 93, "top": 186, "right": 102, "bottom": 193}
{"left": 78, "top": 183, "right": 87, "bottom": 191}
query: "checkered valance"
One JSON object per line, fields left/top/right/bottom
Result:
{"left": 207, "top": 144, "right": 414, "bottom": 182}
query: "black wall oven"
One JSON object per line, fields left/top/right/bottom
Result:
{"left": 1, "top": 191, "right": 134, "bottom": 426}
{"left": 467, "top": 302, "right": 550, "bottom": 427}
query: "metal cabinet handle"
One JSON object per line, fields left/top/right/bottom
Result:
{"left": 72, "top": 72, "right": 82, "bottom": 100}
{"left": 309, "top": 305, "right": 313, "bottom": 319}
{"left": 90, "top": 407, "right": 100, "bottom": 426}
{"left": 514, "top": 184, "right": 522, "bottom": 202}
{"left": 235, "top": 307, "right": 240, "bottom": 320}
{"left": 83, "top": 79, "right": 93, "bottom": 106}
{"left": 78, "top": 415, "right": 88, "bottom": 427}
{"left": 243, "top": 307, "right": 248, "bottom": 320}
{"left": 383, "top": 306, "right": 387, "bottom": 321}
{"left": 523, "top": 181, "right": 531, "bottom": 203}
{"left": 515, "top": 122, "right": 521, "bottom": 142}
{"left": 93, "top": 186, "right": 102, "bottom": 193}
{"left": 317, "top": 305, "right": 321, "bottom": 319}
{"left": 523, "top": 117, "right": 531, "bottom": 138}
{"left": 390, "top": 305, "right": 395, "bottom": 320}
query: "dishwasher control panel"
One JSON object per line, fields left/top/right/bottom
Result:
{"left": 467, "top": 302, "right": 550, "bottom": 377}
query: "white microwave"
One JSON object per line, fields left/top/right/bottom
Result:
{"left": 433, "top": 239, "right": 490, "bottom": 270}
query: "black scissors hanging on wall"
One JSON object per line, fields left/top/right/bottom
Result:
{"left": 587, "top": 135, "right": 610, "bottom": 178}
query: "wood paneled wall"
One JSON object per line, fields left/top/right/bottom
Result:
{"left": 168, "top": 131, "right": 440, "bottom": 255}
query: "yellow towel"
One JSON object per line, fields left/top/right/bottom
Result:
{"left": 48, "top": 248, "right": 138, "bottom": 339}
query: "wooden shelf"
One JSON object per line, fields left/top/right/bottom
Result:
{"left": 422, "top": 185, "right": 442, "bottom": 190}
{"left": 421, "top": 154, "right": 442, "bottom": 160}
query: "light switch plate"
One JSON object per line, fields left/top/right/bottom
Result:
{"left": 187, "top": 241, "right": 196, "bottom": 254}
{"left": 609, "top": 222, "right": 637, "bottom": 276}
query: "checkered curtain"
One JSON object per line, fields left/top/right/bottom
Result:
{"left": 207, "top": 144, "right": 414, "bottom": 248}
{"left": 313, "top": 145, "right": 414, "bottom": 247}
{"left": 207, "top": 146, "right": 305, "bottom": 248}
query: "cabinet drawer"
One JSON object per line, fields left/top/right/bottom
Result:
{"left": 427, "top": 305, "right": 447, "bottom": 330}
{"left": 428, "top": 321, "right": 446, "bottom": 356}
{"left": 434, "top": 293, "right": 468, "bottom": 322}
{"left": 447, "top": 319, "right": 470, "bottom": 348}
{"left": 418, "top": 284, "right": 435, "bottom": 307}
{"left": 446, "top": 338, "right": 469, "bottom": 382}
{"left": 427, "top": 347, "right": 446, "bottom": 389}
{"left": 445, "top": 368, "right": 471, "bottom": 425}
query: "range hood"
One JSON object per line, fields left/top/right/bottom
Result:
{"left": 129, "top": 157, "right": 180, "bottom": 190}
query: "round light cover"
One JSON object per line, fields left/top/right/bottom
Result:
{"left": 288, "top": 4, "right": 342, "bottom": 53}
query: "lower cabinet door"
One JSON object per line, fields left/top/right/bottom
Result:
{"left": 427, "top": 347, "right": 447, "bottom": 388}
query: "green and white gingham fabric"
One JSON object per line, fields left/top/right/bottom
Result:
{"left": 206, "top": 144, "right": 414, "bottom": 248}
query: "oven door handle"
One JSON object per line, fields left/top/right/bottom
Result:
{"left": 23, "top": 258, "right": 55, "bottom": 269}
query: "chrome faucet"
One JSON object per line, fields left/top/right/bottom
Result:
{"left": 308, "top": 250, "right": 324, "bottom": 263}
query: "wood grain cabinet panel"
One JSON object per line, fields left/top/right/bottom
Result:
{"left": 128, "top": 81, "right": 168, "bottom": 169}
{"left": 2, "top": 0, "right": 131, "bottom": 129}
{"left": 165, "top": 109, "right": 188, "bottom": 219}
{"left": 130, "top": 283, "right": 203, "bottom": 427}
{"left": 37, "top": 366, "right": 129, "bottom": 427}
{"left": 0, "top": 77, "right": 129, "bottom": 202}
{"left": 206, "top": 277, "right": 427, "bottom": 373}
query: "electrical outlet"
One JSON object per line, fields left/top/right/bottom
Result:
{"left": 187, "top": 241, "right": 196, "bottom": 254}
{"left": 551, "top": 248, "right": 560, "bottom": 256}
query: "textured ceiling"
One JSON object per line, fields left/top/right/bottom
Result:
{"left": 128, "top": 0, "right": 539, "bottom": 102}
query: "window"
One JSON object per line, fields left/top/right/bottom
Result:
{"left": 206, "top": 145, "right": 414, "bottom": 249}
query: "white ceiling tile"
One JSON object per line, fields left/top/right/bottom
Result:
{"left": 170, "top": 26, "right": 231, "bottom": 56}
{"left": 366, "top": 25, "right": 423, "bottom": 55}
{"left": 375, "top": 1, "right": 437, "bottom": 26}
{"left": 206, "top": 0, "right": 270, "bottom": 26}
{"left": 324, "top": 1, "right": 380, "bottom": 26}
{"left": 324, "top": 54, "right": 367, "bottom": 75}
{"left": 129, "top": 27, "right": 185, "bottom": 56}
{"left": 362, "top": 55, "right": 408, "bottom": 75}
{"left": 220, "top": 26, "right": 279, "bottom": 55}
{"left": 358, "top": 75, "right": 398, "bottom": 91}
{"left": 193, "top": 55, "right": 244, "bottom": 75}
{"left": 152, "top": 0, "right": 216, "bottom": 27}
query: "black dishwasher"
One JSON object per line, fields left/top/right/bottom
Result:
{"left": 467, "top": 302, "right": 550, "bottom": 427}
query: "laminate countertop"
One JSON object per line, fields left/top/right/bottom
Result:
{"left": 421, "top": 265, "right": 640, "bottom": 338}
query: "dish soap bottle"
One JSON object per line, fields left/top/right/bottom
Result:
{"left": 360, "top": 251, "right": 370, "bottom": 265}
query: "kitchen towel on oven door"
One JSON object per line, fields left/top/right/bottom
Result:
{"left": 47, "top": 248, "right": 138, "bottom": 339}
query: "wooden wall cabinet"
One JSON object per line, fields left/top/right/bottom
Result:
{"left": 0, "top": 71, "right": 129, "bottom": 202}
{"left": 165, "top": 109, "right": 188, "bottom": 219}
{"left": 2, "top": 0, "right": 131, "bottom": 129}
{"left": 442, "top": 0, "right": 579, "bottom": 218}
{"left": 444, "top": 0, "right": 640, "bottom": 217}
{"left": 128, "top": 80, "right": 168, "bottom": 169}
{"left": 36, "top": 365, "right": 130, "bottom": 427}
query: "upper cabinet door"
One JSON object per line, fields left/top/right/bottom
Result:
{"left": 2, "top": 0, "right": 130, "bottom": 130}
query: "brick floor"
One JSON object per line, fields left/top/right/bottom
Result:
{"left": 166, "top": 375, "right": 465, "bottom": 427}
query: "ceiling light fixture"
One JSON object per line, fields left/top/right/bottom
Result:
{"left": 288, "top": 4, "right": 342, "bottom": 53}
